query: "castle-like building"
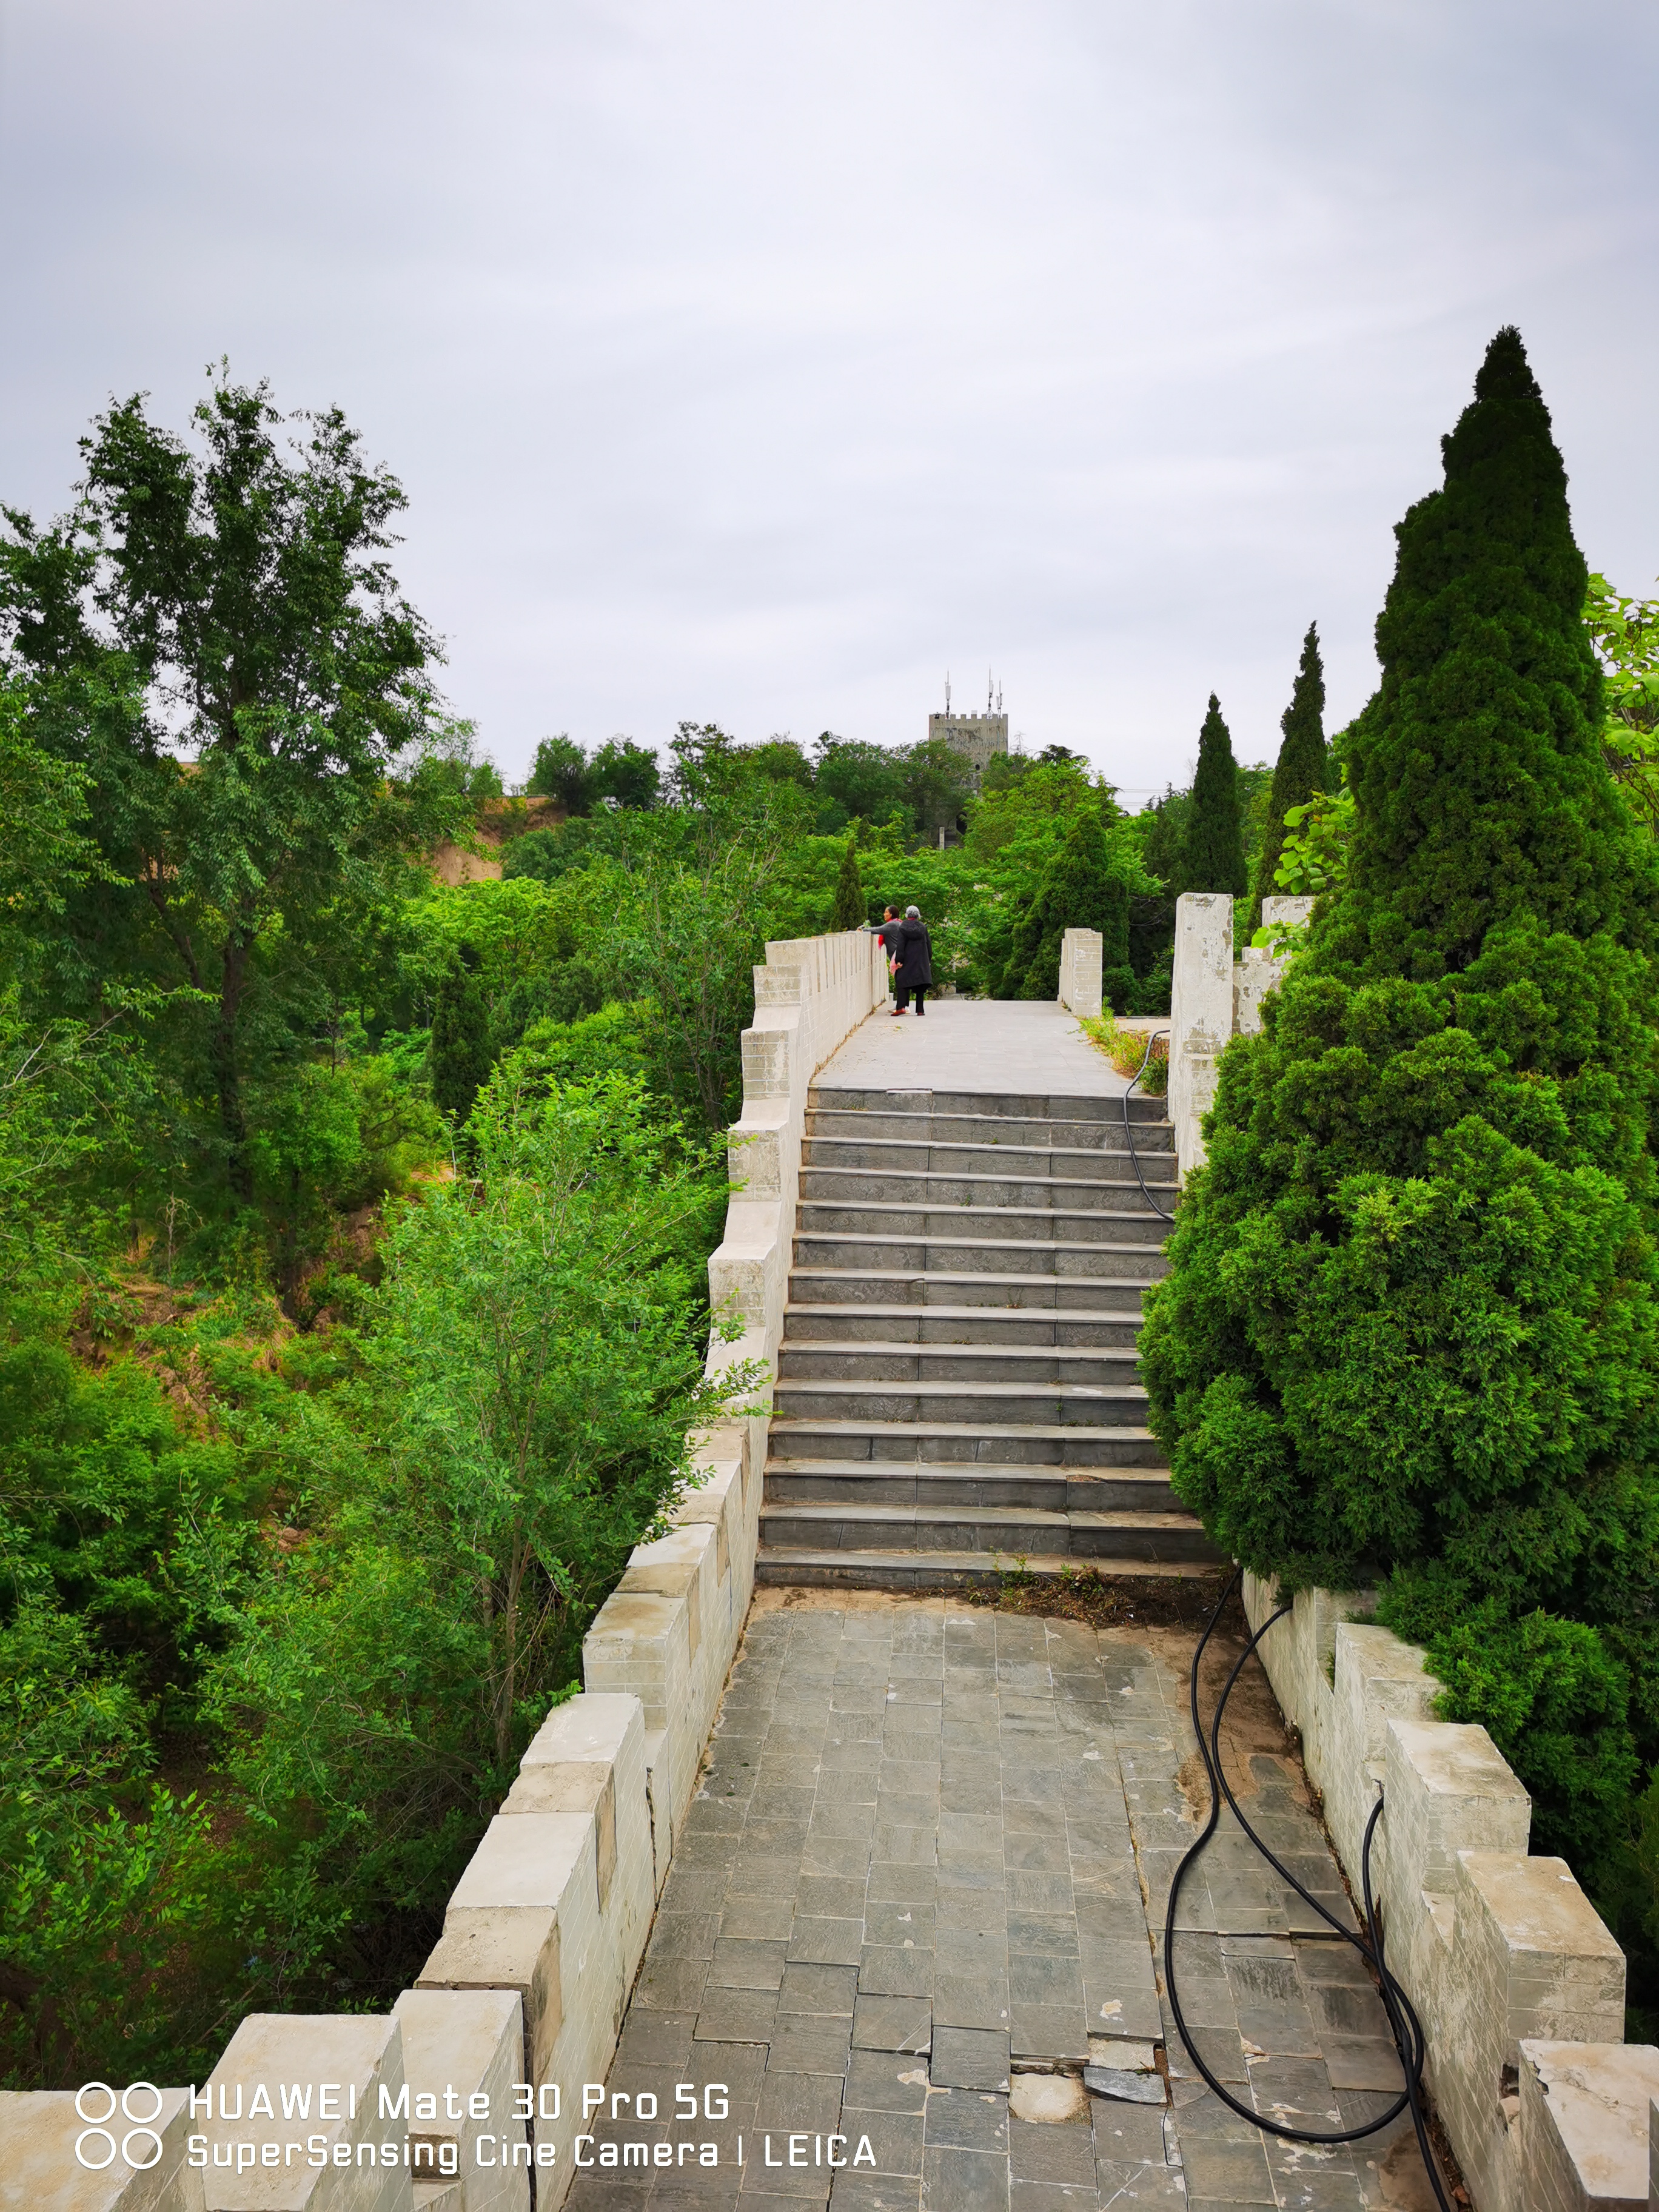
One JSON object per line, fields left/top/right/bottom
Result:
{"left": 928, "top": 674, "right": 1007, "bottom": 780}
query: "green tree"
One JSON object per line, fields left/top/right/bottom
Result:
{"left": 360, "top": 1068, "right": 738, "bottom": 1765}
{"left": 590, "top": 737, "right": 660, "bottom": 810}
{"left": 830, "top": 837, "right": 865, "bottom": 930}
{"left": 814, "top": 737, "right": 908, "bottom": 833}
{"left": 1180, "top": 694, "right": 1247, "bottom": 897}
{"left": 1140, "top": 327, "right": 1659, "bottom": 1899}
{"left": 430, "top": 945, "right": 492, "bottom": 1128}
{"left": 1246, "top": 626, "right": 1328, "bottom": 935}
{"left": 527, "top": 734, "right": 593, "bottom": 814}
{"left": 0, "top": 672, "right": 113, "bottom": 928}
{"left": 900, "top": 737, "right": 977, "bottom": 840}
{"left": 0, "top": 375, "right": 469, "bottom": 1202}
{"left": 997, "top": 803, "right": 1134, "bottom": 1006}
{"left": 737, "top": 737, "right": 814, "bottom": 789}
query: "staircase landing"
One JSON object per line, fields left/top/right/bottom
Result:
{"left": 810, "top": 992, "right": 1130, "bottom": 1096}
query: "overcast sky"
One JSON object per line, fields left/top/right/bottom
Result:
{"left": 2, "top": 1, "right": 1655, "bottom": 798}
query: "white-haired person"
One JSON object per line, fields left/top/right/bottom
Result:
{"left": 890, "top": 905, "right": 933, "bottom": 1016}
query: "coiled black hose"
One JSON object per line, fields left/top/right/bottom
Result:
{"left": 1122, "top": 1027, "right": 1176, "bottom": 1224}
{"left": 1163, "top": 1568, "right": 1453, "bottom": 2209}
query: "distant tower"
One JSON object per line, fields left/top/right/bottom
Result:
{"left": 928, "top": 670, "right": 1008, "bottom": 781}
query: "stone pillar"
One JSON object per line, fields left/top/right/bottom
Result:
{"left": 1520, "top": 2041, "right": 1659, "bottom": 2210}
{"left": 0, "top": 2088, "right": 201, "bottom": 2212}
{"left": 1235, "top": 895, "right": 1314, "bottom": 1037}
{"left": 390, "top": 1989, "right": 529, "bottom": 2208}
{"left": 1168, "top": 893, "right": 1233, "bottom": 1178}
{"left": 1057, "top": 928, "right": 1103, "bottom": 1019}
{"left": 194, "top": 2013, "right": 412, "bottom": 2210}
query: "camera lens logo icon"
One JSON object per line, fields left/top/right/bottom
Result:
{"left": 74, "top": 2083, "right": 165, "bottom": 2171}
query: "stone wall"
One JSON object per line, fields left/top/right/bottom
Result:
{"left": 1242, "top": 1574, "right": 1659, "bottom": 2211}
{"left": 0, "top": 931, "right": 887, "bottom": 2212}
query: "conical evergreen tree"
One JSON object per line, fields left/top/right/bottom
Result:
{"left": 831, "top": 836, "right": 865, "bottom": 930}
{"left": 999, "top": 806, "right": 1133, "bottom": 1007}
{"left": 1181, "top": 695, "right": 1247, "bottom": 897}
{"left": 1245, "top": 625, "right": 1327, "bottom": 935}
{"left": 431, "top": 945, "right": 493, "bottom": 1128}
{"left": 1140, "top": 330, "right": 1659, "bottom": 1894}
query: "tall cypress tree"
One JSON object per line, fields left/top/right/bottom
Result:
{"left": 1181, "top": 695, "right": 1247, "bottom": 897}
{"left": 431, "top": 945, "right": 493, "bottom": 1129}
{"left": 1140, "top": 330, "right": 1659, "bottom": 1894}
{"left": 999, "top": 805, "right": 1133, "bottom": 1007}
{"left": 1245, "top": 625, "right": 1327, "bottom": 935}
{"left": 830, "top": 836, "right": 865, "bottom": 930}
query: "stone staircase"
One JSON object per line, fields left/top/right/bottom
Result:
{"left": 756, "top": 1082, "right": 1223, "bottom": 1585}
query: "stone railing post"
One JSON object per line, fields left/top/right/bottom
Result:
{"left": 1234, "top": 893, "right": 1313, "bottom": 1035}
{"left": 1168, "top": 892, "right": 1233, "bottom": 1178}
{"left": 1057, "top": 927, "right": 1103, "bottom": 1018}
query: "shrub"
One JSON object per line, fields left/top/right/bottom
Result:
{"left": 1080, "top": 1015, "right": 1168, "bottom": 1096}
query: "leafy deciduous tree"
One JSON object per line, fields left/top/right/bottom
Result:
{"left": 0, "top": 376, "right": 470, "bottom": 1201}
{"left": 527, "top": 734, "right": 593, "bottom": 815}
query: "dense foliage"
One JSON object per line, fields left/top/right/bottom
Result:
{"left": 1141, "top": 329, "right": 1659, "bottom": 2011}
{"left": 0, "top": 375, "right": 1223, "bottom": 2086}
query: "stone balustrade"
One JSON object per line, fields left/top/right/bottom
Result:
{"left": 0, "top": 931, "right": 886, "bottom": 2212}
{"left": 1243, "top": 1572, "right": 1659, "bottom": 2210}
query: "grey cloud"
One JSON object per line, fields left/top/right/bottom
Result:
{"left": 1, "top": 0, "right": 1655, "bottom": 788}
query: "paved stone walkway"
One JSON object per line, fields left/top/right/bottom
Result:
{"left": 816, "top": 1000, "right": 1128, "bottom": 1098}
{"left": 571, "top": 1594, "right": 1429, "bottom": 2212}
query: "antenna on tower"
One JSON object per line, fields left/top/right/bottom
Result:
{"left": 997, "top": 679, "right": 1004, "bottom": 714}
{"left": 945, "top": 671, "right": 951, "bottom": 716}
{"left": 987, "top": 668, "right": 993, "bottom": 712}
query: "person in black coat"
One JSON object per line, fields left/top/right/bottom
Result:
{"left": 891, "top": 906, "right": 933, "bottom": 1016}
{"left": 874, "top": 904, "right": 903, "bottom": 1004}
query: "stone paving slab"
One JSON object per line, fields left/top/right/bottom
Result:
{"left": 568, "top": 1594, "right": 1426, "bottom": 2212}
{"left": 814, "top": 1000, "right": 1127, "bottom": 1098}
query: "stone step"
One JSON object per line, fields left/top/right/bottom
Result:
{"left": 798, "top": 1201, "right": 1170, "bottom": 1245}
{"left": 753, "top": 1548, "right": 1217, "bottom": 1589}
{"left": 802, "top": 1136, "right": 1178, "bottom": 1181}
{"left": 763, "top": 1458, "right": 1181, "bottom": 1513}
{"left": 767, "top": 1416, "right": 1167, "bottom": 1468}
{"left": 793, "top": 1233, "right": 1166, "bottom": 1278}
{"left": 777, "top": 1339, "right": 1141, "bottom": 1382}
{"left": 757, "top": 1501, "right": 1222, "bottom": 1563}
{"left": 809, "top": 1086, "right": 1168, "bottom": 1124}
{"left": 781, "top": 1302, "right": 1145, "bottom": 1346}
{"left": 785, "top": 1271, "right": 1164, "bottom": 1310}
{"left": 808, "top": 1108, "right": 1174, "bottom": 1153}
{"left": 774, "top": 1378, "right": 1149, "bottom": 1427}
{"left": 765, "top": 1087, "right": 1202, "bottom": 1599}
{"left": 799, "top": 1167, "right": 1174, "bottom": 1210}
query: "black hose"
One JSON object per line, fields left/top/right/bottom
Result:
{"left": 1161, "top": 1569, "right": 1454, "bottom": 2208}
{"left": 1122, "top": 1027, "right": 1176, "bottom": 1223}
